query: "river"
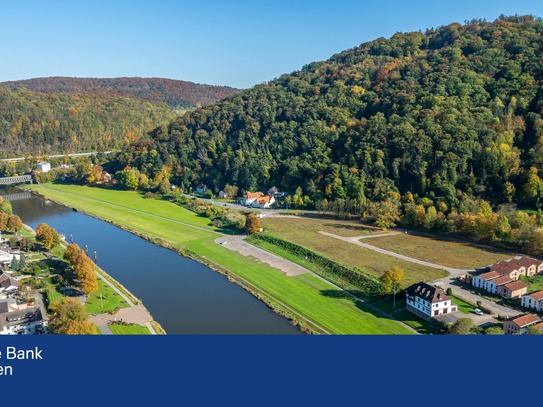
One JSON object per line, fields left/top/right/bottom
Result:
{"left": 1, "top": 186, "right": 301, "bottom": 334}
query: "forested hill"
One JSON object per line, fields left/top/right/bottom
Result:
{"left": 117, "top": 15, "right": 543, "bottom": 208}
{"left": 0, "top": 86, "right": 176, "bottom": 156}
{"left": 1, "top": 77, "right": 240, "bottom": 109}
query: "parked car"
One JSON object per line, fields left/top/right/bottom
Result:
{"left": 474, "top": 308, "right": 483, "bottom": 315}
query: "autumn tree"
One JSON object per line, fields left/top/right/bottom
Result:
{"left": 380, "top": 266, "right": 404, "bottom": 309}
{"left": 224, "top": 184, "right": 238, "bottom": 198}
{"left": 36, "top": 223, "right": 60, "bottom": 250}
{"left": 64, "top": 243, "right": 98, "bottom": 294}
{"left": 449, "top": 318, "right": 478, "bottom": 335}
{"left": 368, "top": 198, "right": 401, "bottom": 230}
{"left": 0, "top": 212, "right": 8, "bottom": 231}
{"left": 6, "top": 215, "right": 23, "bottom": 232}
{"left": 245, "top": 214, "right": 263, "bottom": 234}
{"left": 48, "top": 297, "right": 97, "bottom": 335}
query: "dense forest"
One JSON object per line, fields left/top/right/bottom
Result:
{"left": 0, "top": 86, "right": 177, "bottom": 156}
{"left": 1, "top": 77, "right": 240, "bottom": 109}
{"left": 116, "top": 16, "right": 543, "bottom": 211}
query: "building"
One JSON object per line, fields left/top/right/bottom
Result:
{"left": 0, "top": 307, "right": 44, "bottom": 335}
{"left": 219, "top": 190, "right": 228, "bottom": 198}
{"left": 36, "top": 162, "right": 51, "bottom": 172}
{"left": 472, "top": 256, "right": 543, "bottom": 298}
{"left": 521, "top": 290, "right": 543, "bottom": 312}
{"left": 196, "top": 184, "right": 208, "bottom": 195}
{"left": 405, "top": 282, "right": 457, "bottom": 321}
{"left": 0, "top": 271, "right": 19, "bottom": 293}
{"left": 471, "top": 271, "right": 501, "bottom": 291}
{"left": 498, "top": 280, "right": 528, "bottom": 299}
{"left": 240, "top": 191, "right": 265, "bottom": 206}
{"left": 503, "top": 313, "right": 541, "bottom": 335}
{"left": 252, "top": 195, "right": 275, "bottom": 209}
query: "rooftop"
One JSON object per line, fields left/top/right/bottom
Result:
{"left": 505, "top": 313, "right": 540, "bottom": 328}
{"left": 405, "top": 282, "right": 451, "bottom": 304}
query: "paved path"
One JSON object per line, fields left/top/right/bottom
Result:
{"left": 215, "top": 235, "right": 310, "bottom": 277}
{"left": 89, "top": 304, "right": 156, "bottom": 334}
{"left": 318, "top": 231, "right": 470, "bottom": 276}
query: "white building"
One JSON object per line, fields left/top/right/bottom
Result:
{"left": 37, "top": 162, "right": 51, "bottom": 172}
{"left": 405, "top": 282, "right": 457, "bottom": 321}
{"left": 521, "top": 290, "right": 543, "bottom": 312}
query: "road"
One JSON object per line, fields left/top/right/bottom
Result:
{"left": 0, "top": 150, "right": 115, "bottom": 162}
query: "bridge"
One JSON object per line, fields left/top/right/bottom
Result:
{"left": 1, "top": 192, "right": 32, "bottom": 201}
{"left": 0, "top": 175, "right": 32, "bottom": 185}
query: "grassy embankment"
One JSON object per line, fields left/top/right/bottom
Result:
{"left": 25, "top": 183, "right": 412, "bottom": 334}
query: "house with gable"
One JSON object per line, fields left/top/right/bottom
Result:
{"left": 405, "top": 282, "right": 457, "bottom": 321}
{"left": 521, "top": 290, "right": 543, "bottom": 312}
{"left": 240, "top": 191, "right": 264, "bottom": 206}
{"left": 252, "top": 195, "right": 275, "bottom": 209}
{"left": 503, "top": 313, "right": 541, "bottom": 335}
{"left": 498, "top": 280, "right": 528, "bottom": 299}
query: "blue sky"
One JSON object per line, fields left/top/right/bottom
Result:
{"left": 2, "top": 0, "right": 543, "bottom": 89}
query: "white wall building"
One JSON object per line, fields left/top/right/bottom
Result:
{"left": 405, "top": 282, "right": 457, "bottom": 321}
{"left": 521, "top": 290, "right": 543, "bottom": 312}
{"left": 37, "top": 162, "right": 51, "bottom": 172}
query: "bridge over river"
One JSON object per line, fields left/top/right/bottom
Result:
{"left": 0, "top": 175, "right": 32, "bottom": 185}
{"left": 1, "top": 191, "right": 33, "bottom": 201}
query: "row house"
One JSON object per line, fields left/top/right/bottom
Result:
{"left": 497, "top": 280, "right": 528, "bottom": 299}
{"left": 521, "top": 290, "right": 543, "bottom": 312}
{"left": 503, "top": 313, "right": 543, "bottom": 335}
{"left": 405, "top": 282, "right": 457, "bottom": 321}
{"left": 489, "top": 257, "right": 543, "bottom": 279}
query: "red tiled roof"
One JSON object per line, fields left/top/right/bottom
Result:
{"left": 503, "top": 280, "right": 528, "bottom": 292}
{"left": 526, "top": 290, "right": 543, "bottom": 301}
{"left": 492, "top": 275, "right": 513, "bottom": 286}
{"left": 505, "top": 313, "right": 540, "bottom": 328}
{"left": 478, "top": 271, "right": 501, "bottom": 281}
{"left": 246, "top": 191, "right": 265, "bottom": 199}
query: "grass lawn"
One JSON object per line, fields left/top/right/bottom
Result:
{"left": 45, "top": 288, "right": 63, "bottom": 306}
{"left": 521, "top": 275, "right": 543, "bottom": 292}
{"left": 362, "top": 233, "right": 512, "bottom": 269}
{"left": 264, "top": 216, "right": 377, "bottom": 238}
{"left": 262, "top": 217, "right": 447, "bottom": 286}
{"left": 449, "top": 294, "right": 476, "bottom": 314}
{"left": 26, "top": 183, "right": 413, "bottom": 334}
{"left": 109, "top": 323, "right": 151, "bottom": 335}
{"left": 85, "top": 278, "right": 130, "bottom": 315}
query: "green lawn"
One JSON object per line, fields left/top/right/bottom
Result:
{"left": 25, "top": 183, "right": 413, "bottom": 334}
{"left": 109, "top": 323, "right": 151, "bottom": 335}
{"left": 45, "top": 288, "right": 64, "bottom": 306}
{"left": 85, "top": 278, "right": 130, "bottom": 315}
{"left": 449, "top": 294, "right": 476, "bottom": 314}
{"left": 521, "top": 275, "right": 543, "bottom": 293}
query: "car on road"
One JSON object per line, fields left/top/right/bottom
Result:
{"left": 474, "top": 308, "right": 483, "bottom": 315}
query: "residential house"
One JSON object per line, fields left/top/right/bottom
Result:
{"left": 490, "top": 257, "right": 543, "bottom": 279}
{"left": 196, "top": 184, "right": 208, "bottom": 195}
{"left": 36, "top": 162, "right": 51, "bottom": 173}
{"left": 521, "top": 290, "right": 543, "bottom": 312}
{"left": 498, "top": 280, "right": 528, "bottom": 299}
{"left": 405, "top": 282, "right": 457, "bottom": 321}
{"left": 0, "top": 271, "right": 18, "bottom": 293}
{"left": 471, "top": 271, "right": 501, "bottom": 291}
{"left": 240, "top": 191, "right": 265, "bottom": 206}
{"left": 485, "top": 275, "right": 513, "bottom": 295}
{"left": 0, "top": 307, "right": 44, "bottom": 335}
{"left": 251, "top": 195, "right": 276, "bottom": 209}
{"left": 219, "top": 190, "right": 228, "bottom": 199}
{"left": 0, "top": 249, "right": 21, "bottom": 268}
{"left": 503, "top": 313, "right": 541, "bottom": 335}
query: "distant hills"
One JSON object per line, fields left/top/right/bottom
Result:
{"left": 1, "top": 77, "right": 240, "bottom": 109}
{"left": 117, "top": 15, "right": 543, "bottom": 209}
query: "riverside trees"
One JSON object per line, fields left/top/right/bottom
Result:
{"left": 64, "top": 243, "right": 98, "bottom": 294}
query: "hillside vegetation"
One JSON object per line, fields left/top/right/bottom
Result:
{"left": 117, "top": 15, "right": 543, "bottom": 210}
{"left": 0, "top": 86, "right": 176, "bottom": 156}
{"left": 1, "top": 77, "right": 239, "bottom": 109}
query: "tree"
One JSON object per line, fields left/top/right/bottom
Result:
{"left": 10, "top": 256, "right": 19, "bottom": 271}
{"left": 245, "top": 214, "right": 262, "bottom": 234}
{"left": 48, "top": 297, "right": 97, "bottom": 335}
{"left": 18, "top": 253, "right": 26, "bottom": 271}
{"left": 36, "top": 223, "right": 60, "bottom": 250}
{"left": 19, "top": 237, "right": 34, "bottom": 252}
{"left": 64, "top": 243, "right": 98, "bottom": 294}
{"left": 449, "top": 318, "right": 477, "bottom": 335}
{"left": 525, "top": 325, "right": 543, "bottom": 335}
{"left": 0, "top": 212, "right": 8, "bottom": 231}
{"left": 380, "top": 266, "right": 404, "bottom": 309}
{"left": 484, "top": 326, "right": 503, "bottom": 335}
{"left": 224, "top": 184, "right": 238, "bottom": 198}
{"left": 368, "top": 198, "right": 401, "bottom": 230}
{"left": 6, "top": 215, "right": 23, "bottom": 232}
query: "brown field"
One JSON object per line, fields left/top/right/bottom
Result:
{"left": 262, "top": 217, "right": 448, "bottom": 286}
{"left": 360, "top": 233, "right": 513, "bottom": 269}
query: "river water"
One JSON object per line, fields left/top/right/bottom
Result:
{"left": 1, "top": 186, "right": 300, "bottom": 334}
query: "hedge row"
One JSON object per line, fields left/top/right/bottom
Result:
{"left": 249, "top": 233, "right": 381, "bottom": 294}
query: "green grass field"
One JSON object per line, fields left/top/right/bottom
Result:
{"left": 109, "top": 323, "right": 151, "bottom": 334}
{"left": 261, "top": 217, "right": 447, "bottom": 286}
{"left": 449, "top": 294, "right": 476, "bottom": 314}
{"left": 362, "top": 233, "right": 512, "bottom": 269}
{"left": 25, "top": 183, "right": 413, "bottom": 334}
{"left": 85, "top": 278, "right": 130, "bottom": 315}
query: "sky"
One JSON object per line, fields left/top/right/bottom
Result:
{"left": 2, "top": 0, "right": 543, "bottom": 89}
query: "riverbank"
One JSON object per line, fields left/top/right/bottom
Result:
{"left": 22, "top": 183, "right": 413, "bottom": 334}
{"left": 22, "top": 221, "right": 165, "bottom": 335}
